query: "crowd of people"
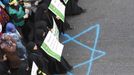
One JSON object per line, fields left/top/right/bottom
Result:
{"left": 0, "top": 0, "right": 85, "bottom": 75}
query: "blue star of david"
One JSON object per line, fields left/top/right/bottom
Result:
{"left": 61, "top": 24, "right": 106, "bottom": 75}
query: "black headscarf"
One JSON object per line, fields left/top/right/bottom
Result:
{"left": 26, "top": 41, "right": 35, "bottom": 51}
{"left": 34, "top": 29, "right": 47, "bottom": 46}
{"left": 35, "top": 21, "right": 50, "bottom": 32}
{"left": 35, "top": 2, "right": 49, "bottom": 21}
{"left": 34, "top": 2, "right": 53, "bottom": 29}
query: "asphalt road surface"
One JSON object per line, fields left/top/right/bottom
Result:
{"left": 62, "top": 0, "right": 134, "bottom": 75}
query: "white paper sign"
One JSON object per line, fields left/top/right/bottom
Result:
{"left": 63, "top": 0, "right": 69, "bottom": 4}
{"left": 48, "top": 0, "right": 65, "bottom": 22}
{"left": 0, "top": 23, "right": 2, "bottom": 32}
{"left": 31, "top": 62, "right": 38, "bottom": 75}
{"left": 41, "top": 31, "right": 64, "bottom": 61}
{"left": 51, "top": 17, "right": 59, "bottom": 40}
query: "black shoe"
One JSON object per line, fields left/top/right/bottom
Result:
{"left": 82, "top": 9, "right": 87, "bottom": 13}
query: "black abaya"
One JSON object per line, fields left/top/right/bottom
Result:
{"left": 28, "top": 50, "right": 50, "bottom": 75}
{"left": 34, "top": 2, "right": 72, "bottom": 33}
{"left": 34, "top": 29, "right": 73, "bottom": 74}
{"left": 65, "top": 0, "right": 85, "bottom": 16}
{"left": 39, "top": 48, "right": 72, "bottom": 74}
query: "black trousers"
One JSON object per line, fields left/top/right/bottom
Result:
{"left": 10, "top": 60, "right": 29, "bottom": 75}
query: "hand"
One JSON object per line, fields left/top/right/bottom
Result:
{"left": 1, "top": 5, "right": 5, "bottom": 8}
{"left": 34, "top": 1, "right": 39, "bottom": 6}
{"left": 3, "top": 54, "right": 7, "bottom": 61}
{"left": 26, "top": 67, "right": 29, "bottom": 71}
{"left": 12, "top": 43, "right": 16, "bottom": 46}
{"left": 56, "top": 16, "right": 60, "bottom": 20}
{"left": 23, "top": 14, "right": 29, "bottom": 19}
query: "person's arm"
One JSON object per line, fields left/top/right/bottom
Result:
{"left": 0, "top": 1, "right": 5, "bottom": 8}
{"left": 23, "top": 8, "right": 29, "bottom": 19}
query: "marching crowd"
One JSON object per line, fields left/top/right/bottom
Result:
{"left": 0, "top": 0, "right": 85, "bottom": 75}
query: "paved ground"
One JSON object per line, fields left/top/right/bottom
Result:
{"left": 62, "top": 0, "right": 134, "bottom": 75}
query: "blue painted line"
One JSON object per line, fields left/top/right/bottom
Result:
{"left": 64, "top": 34, "right": 95, "bottom": 51}
{"left": 63, "top": 32, "right": 105, "bottom": 57}
{"left": 62, "top": 24, "right": 101, "bottom": 51}
{"left": 94, "top": 50, "right": 106, "bottom": 54}
{"left": 60, "top": 24, "right": 106, "bottom": 75}
{"left": 93, "top": 24, "right": 100, "bottom": 49}
{"left": 86, "top": 24, "right": 100, "bottom": 75}
{"left": 63, "top": 24, "right": 99, "bottom": 44}
{"left": 73, "top": 50, "right": 106, "bottom": 69}
{"left": 67, "top": 72, "right": 74, "bottom": 75}
{"left": 92, "top": 50, "right": 106, "bottom": 61}
{"left": 73, "top": 60, "right": 90, "bottom": 69}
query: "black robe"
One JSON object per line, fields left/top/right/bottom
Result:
{"left": 34, "top": 21, "right": 49, "bottom": 44}
{"left": 34, "top": 2, "right": 72, "bottom": 34}
{"left": 28, "top": 50, "right": 50, "bottom": 75}
{"left": 38, "top": 48, "right": 72, "bottom": 74}
{"left": 34, "top": 2, "right": 53, "bottom": 28}
{"left": 34, "top": 29, "right": 73, "bottom": 74}
{"left": 65, "top": 0, "right": 84, "bottom": 16}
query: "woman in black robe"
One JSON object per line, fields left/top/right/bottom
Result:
{"left": 34, "top": 26, "right": 72, "bottom": 74}
{"left": 26, "top": 41, "right": 50, "bottom": 75}
{"left": 34, "top": 2, "right": 72, "bottom": 34}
